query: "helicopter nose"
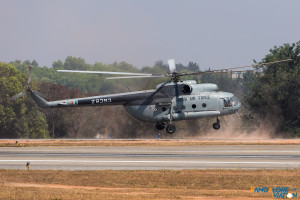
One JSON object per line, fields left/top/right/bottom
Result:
{"left": 235, "top": 102, "right": 241, "bottom": 111}
{"left": 231, "top": 96, "right": 241, "bottom": 111}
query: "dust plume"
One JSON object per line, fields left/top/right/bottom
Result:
{"left": 196, "top": 112, "right": 285, "bottom": 139}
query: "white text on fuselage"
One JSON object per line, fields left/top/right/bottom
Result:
{"left": 181, "top": 95, "right": 210, "bottom": 101}
{"left": 91, "top": 98, "right": 112, "bottom": 104}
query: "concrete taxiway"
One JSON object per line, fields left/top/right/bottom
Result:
{"left": 0, "top": 145, "right": 299, "bottom": 170}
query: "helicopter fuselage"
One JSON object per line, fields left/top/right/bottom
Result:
{"left": 30, "top": 80, "right": 241, "bottom": 123}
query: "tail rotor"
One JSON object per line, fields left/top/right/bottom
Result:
{"left": 10, "top": 65, "right": 33, "bottom": 102}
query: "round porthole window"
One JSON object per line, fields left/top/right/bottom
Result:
{"left": 202, "top": 103, "right": 207, "bottom": 108}
{"left": 162, "top": 107, "right": 167, "bottom": 111}
{"left": 192, "top": 104, "right": 196, "bottom": 109}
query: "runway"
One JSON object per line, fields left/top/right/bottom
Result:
{"left": 0, "top": 145, "right": 300, "bottom": 170}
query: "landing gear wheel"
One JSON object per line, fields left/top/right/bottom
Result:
{"left": 166, "top": 124, "right": 176, "bottom": 134}
{"left": 213, "top": 123, "right": 220, "bottom": 130}
{"left": 156, "top": 122, "right": 166, "bottom": 130}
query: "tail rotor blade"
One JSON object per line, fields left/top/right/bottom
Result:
{"left": 10, "top": 91, "right": 26, "bottom": 102}
{"left": 168, "top": 59, "right": 176, "bottom": 73}
{"left": 27, "top": 65, "right": 33, "bottom": 84}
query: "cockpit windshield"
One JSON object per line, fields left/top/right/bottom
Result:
{"left": 223, "top": 96, "right": 240, "bottom": 107}
{"left": 231, "top": 96, "right": 240, "bottom": 106}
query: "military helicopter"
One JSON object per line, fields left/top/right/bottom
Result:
{"left": 10, "top": 59, "right": 292, "bottom": 134}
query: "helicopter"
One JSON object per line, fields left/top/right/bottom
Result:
{"left": 10, "top": 59, "right": 292, "bottom": 134}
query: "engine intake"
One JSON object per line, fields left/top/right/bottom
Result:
{"left": 181, "top": 84, "right": 192, "bottom": 93}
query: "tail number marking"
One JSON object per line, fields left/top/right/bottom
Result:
{"left": 91, "top": 98, "right": 112, "bottom": 104}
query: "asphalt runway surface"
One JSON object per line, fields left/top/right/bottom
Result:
{"left": 0, "top": 145, "right": 300, "bottom": 170}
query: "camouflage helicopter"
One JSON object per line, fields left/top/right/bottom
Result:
{"left": 10, "top": 59, "right": 291, "bottom": 134}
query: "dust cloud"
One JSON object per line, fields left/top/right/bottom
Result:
{"left": 195, "top": 114, "right": 284, "bottom": 139}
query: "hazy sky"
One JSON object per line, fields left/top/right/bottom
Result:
{"left": 0, "top": 0, "right": 299, "bottom": 70}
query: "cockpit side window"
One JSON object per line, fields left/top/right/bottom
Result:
{"left": 223, "top": 97, "right": 231, "bottom": 107}
{"left": 223, "top": 96, "right": 239, "bottom": 107}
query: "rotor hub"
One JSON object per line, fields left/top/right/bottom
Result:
{"left": 170, "top": 72, "right": 180, "bottom": 82}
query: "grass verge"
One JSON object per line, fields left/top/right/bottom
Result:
{"left": 1, "top": 139, "right": 300, "bottom": 147}
{"left": 0, "top": 169, "right": 299, "bottom": 199}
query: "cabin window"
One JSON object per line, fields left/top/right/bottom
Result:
{"left": 192, "top": 104, "right": 196, "bottom": 109}
{"left": 181, "top": 105, "right": 186, "bottom": 110}
{"left": 162, "top": 107, "right": 167, "bottom": 111}
{"left": 202, "top": 103, "right": 207, "bottom": 108}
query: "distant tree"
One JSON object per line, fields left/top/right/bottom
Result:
{"left": 65, "top": 87, "right": 84, "bottom": 138}
{"left": 31, "top": 60, "right": 39, "bottom": 67}
{"left": 63, "top": 56, "right": 89, "bottom": 70}
{"left": 0, "top": 63, "right": 49, "bottom": 138}
{"left": 52, "top": 60, "right": 64, "bottom": 69}
{"left": 246, "top": 41, "right": 300, "bottom": 137}
{"left": 187, "top": 62, "right": 199, "bottom": 72}
{"left": 175, "top": 63, "right": 185, "bottom": 72}
{"left": 39, "top": 82, "right": 70, "bottom": 138}
{"left": 154, "top": 60, "right": 169, "bottom": 70}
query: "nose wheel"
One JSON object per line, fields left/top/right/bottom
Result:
{"left": 213, "top": 123, "right": 220, "bottom": 130}
{"left": 213, "top": 117, "right": 221, "bottom": 130}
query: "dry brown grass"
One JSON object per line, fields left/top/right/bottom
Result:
{"left": 0, "top": 169, "right": 299, "bottom": 199}
{"left": 1, "top": 139, "right": 300, "bottom": 147}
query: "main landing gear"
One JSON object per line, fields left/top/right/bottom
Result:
{"left": 166, "top": 124, "right": 176, "bottom": 134}
{"left": 156, "top": 117, "right": 221, "bottom": 134}
{"left": 213, "top": 117, "right": 221, "bottom": 130}
{"left": 156, "top": 122, "right": 165, "bottom": 130}
{"left": 156, "top": 122, "right": 176, "bottom": 134}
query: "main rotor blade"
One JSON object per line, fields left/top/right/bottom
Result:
{"left": 10, "top": 91, "right": 26, "bottom": 101}
{"left": 57, "top": 70, "right": 153, "bottom": 76}
{"left": 27, "top": 65, "right": 33, "bottom": 84}
{"left": 168, "top": 59, "right": 176, "bottom": 73}
{"left": 211, "top": 58, "right": 293, "bottom": 72}
{"left": 106, "top": 75, "right": 165, "bottom": 80}
{"left": 177, "top": 58, "right": 293, "bottom": 77}
{"left": 177, "top": 71, "right": 227, "bottom": 77}
{"left": 229, "top": 70, "right": 258, "bottom": 73}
